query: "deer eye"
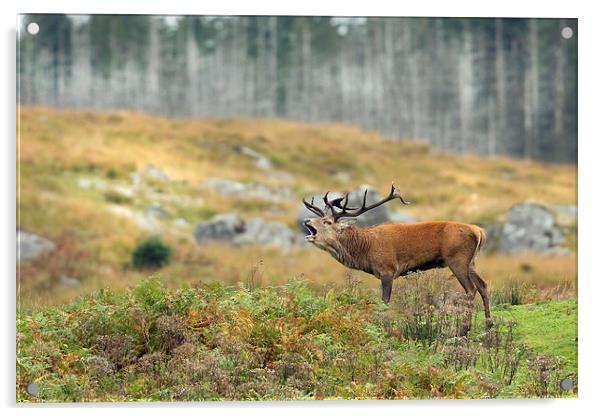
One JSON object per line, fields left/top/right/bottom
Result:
{"left": 323, "top": 220, "right": 333, "bottom": 225}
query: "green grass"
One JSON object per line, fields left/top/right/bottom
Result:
{"left": 487, "top": 300, "right": 577, "bottom": 372}
{"left": 17, "top": 277, "right": 577, "bottom": 402}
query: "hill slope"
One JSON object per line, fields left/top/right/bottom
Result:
{"left": 17, "top": 107, "right": 577, "bottom": 307}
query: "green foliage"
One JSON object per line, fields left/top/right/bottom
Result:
{"left": 132, "top": 237, "right": 172, "bottom": 269}
{"left": 16, "top": 278, "right": 577, "bottom": 402}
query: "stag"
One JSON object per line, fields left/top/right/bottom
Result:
{"left": 303, "top": 183, "right": 492, "bottom": 335}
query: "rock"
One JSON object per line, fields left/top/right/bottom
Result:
{"left": 296, "top": 185, "right": 406, "bottom": 231}
{"left": 201, "top": 178, "right": 291, "bottom": 202}
{"left": 173, "top": 218, "right": 189, "bottom": 228}
{"left": 58, "top": 275, "right": 80, "bottom": 288}
{"left": 194, "top": 213, "right": 302, "bottom": 251}
{"left": 130, "top": 172, "right": 142, "bottom": 187}
{"left": 388, "top": 209, "right": 417, "bottom": 224}
{"left": 499, "top": 203, "right": 567, "bottom": 254}
{"left": 334, "top": 172, "right": 352, "bottom": 183}
{"left": 146, "top": 204, "right": 170, "bottom": 219}
{"left": 266, "top": 170, "right": 294, "bottom": 183}
{"left": 239, "top": 146, "right": 273, "bottom": 171}
{"left": 18, "top": 229, "right": 55, "bottom": 262}
{"left": 78, "top": 177, "right": 106, "bottom": 190}
{"left": 142, "top": 165, "right": 169, "bottom": 182}
{"left": 553, "top": 204, "right": 577, "bottom": 227}
{"left": 203, "top": 178, "right": 246, "bottom": 194}
{"left": 194, "top": 213, "right": 246, "bottom": 244}
{"left": 111, "top": 185, "right": 134, "bottom": 198}
{"left": 233, "top": 218, "right": 300, "bottom": 251}
{"left": 107, "top": 205, "right": 161, "bottom": 232}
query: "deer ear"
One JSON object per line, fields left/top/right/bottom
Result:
{"left": 338, "top": 219, "right": 357, "bottom": 229}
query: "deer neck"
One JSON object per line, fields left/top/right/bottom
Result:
{"left": 328, "top": 227, "right": 372, "bottom": 271}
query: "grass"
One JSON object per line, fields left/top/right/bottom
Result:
{"left": 487, "top": 301, "right": 577, "bottom": 372}
{"left": 18, "top": 107, "right": 577, "bottom": 308}
{"left": 16, "top": 107, "right": 577, "bottom": 400}
{"left": 16, "top": 277, "right": 577, "bottom": 402}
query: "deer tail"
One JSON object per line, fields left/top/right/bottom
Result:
{"left": 470, "top": 226, "right": 486, "bottom": 264}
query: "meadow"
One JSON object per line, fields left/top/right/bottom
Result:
{"left": 16, "top": 107, "right": 577, "bottom": 400}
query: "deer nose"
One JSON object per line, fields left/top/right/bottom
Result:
{"left": 304, "top": 219, "right": 311, "bottom": 225}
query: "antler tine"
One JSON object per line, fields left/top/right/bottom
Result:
{"left": 303, "top": 196, "right": 326, "bottom": 217}
{"left": 342, "top": 194, "right": 349, "bottom": 209}
{"left": 322, "top": 191, "right": 337, "bottom": 215}
{"left": 391, "top": 181, "right": 410, "bottom": 205}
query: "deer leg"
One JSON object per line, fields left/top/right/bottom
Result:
{"left": 468, "top": 267, "right": 493, "bottom": 330}
{"left": 448, "top": 261, "right": 477, "bottom": 337}
{"left": 380, "top": 275, "right": 394, "bottom": 304}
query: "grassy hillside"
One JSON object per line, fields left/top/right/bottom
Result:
{"left": 17, "top": 107, "right": 577, "bottom": 308}
{"left": 17, "top": 277, "right": 577, "bottom": 402}
{"left": 17, "top": 108, "right": 578, "bottom": 401}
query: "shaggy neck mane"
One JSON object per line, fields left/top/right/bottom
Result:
{"left": 329, "top": 227, "right": 372, "bottom": 271}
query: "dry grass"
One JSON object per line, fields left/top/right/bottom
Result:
{"left": 17, "top": 106, "right": 577, "bottom": 308}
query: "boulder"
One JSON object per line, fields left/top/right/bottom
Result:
{"left": 194, "top": 213, "right": 246, "bottom": 244}
{"left": 194, "top": 213, "right": 302, "bottom": 251}
{"left": 499, "top": 203, "right": 567, "bottom": 254}
{"left": 233, "top": 218, "right": 302, "bottom": 251}
{"left": 296, "top": 185, "right": 413, "bottom": 231}
{"left": 18, "top": 229, "right": 55, "bottom": 262}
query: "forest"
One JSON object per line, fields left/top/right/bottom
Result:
{"left": 18, "top": 15, "right": 577, "bottom": 162}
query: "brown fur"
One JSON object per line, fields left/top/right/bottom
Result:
{"left": 304, "top": 217, "right": 492, "bottom": 335}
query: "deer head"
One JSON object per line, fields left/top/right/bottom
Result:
{"left": 302, "top": 183, "right": 409, "bottom": 250}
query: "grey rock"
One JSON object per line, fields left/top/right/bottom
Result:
{"left": 58, "top": 275, "right": 80, "bottom": 288}
{"left": 388, "top": 209, "right": 417, "bottom": 224}
{"left": 194, "top": 213, "right": 246, "bottom": 244}
{"left": 499, "top": 203, "right": 567, "bottom": 254}
{"left": 296, "top": 185, "right": 406, "bottom": 231}
{"left": 239, "top": 146, "right": 273, "bottom": 171}
{"left": 173, "top": 218, "right": 189, "bottom": 228}
{"left": 142, "top": 165, "right": 169, "bottom": 182}
{"left": 18, "top": 229, "right": 55, "bottom": 262}
{"left": 146, "top": 203, "right": 170, "bottom": 219}
{"left": 233, "top": 218, "right": 299, "bottom": 251}
{"left": 130, "top": 172, "right": 142, "bottom": 187}
{"left": 194, "top": 213, "right": 302, "bottom": 251}
{"left": 553, "top": 204, "right": 577, "bottom": 227}
{"left": 201, "top": 178, "right": 291, "bottom": 202}
{"left": 334, "top": 172, "right": 352, "bottom": 184}
{"left": 266, "top": 170, "right": 294, "bottom": 183}
{"left": 78, "top": 177, "right": 106, "bottom": 191}
{"left": 107, "top": 205, "right": 161, "bottom": 232}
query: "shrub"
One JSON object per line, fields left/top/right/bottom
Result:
{"left": 132, "top": 237, "right": 172, "bottom": 269}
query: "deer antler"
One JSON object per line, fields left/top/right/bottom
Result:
{"left": 303, "top": 183, "right": 409, "bottom": 221}
{"left": 302, "top": 196, "right": 326, "bottom": 217}
{"left": 331, "top": 182, "right": 409, "bottom": 221}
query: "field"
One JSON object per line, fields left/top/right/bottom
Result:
{"left": 16, "top": 107, "right": 577, "bottom": 400}
{"left": 17, "top": 276, "right": 577, "bottom": 402}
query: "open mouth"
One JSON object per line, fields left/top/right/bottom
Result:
{"left": 304, "top": 223, "right": 318, "bottom": 242}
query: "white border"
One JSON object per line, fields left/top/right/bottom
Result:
{"left": 2, "top": 1, "right": 601, "bottom": 415}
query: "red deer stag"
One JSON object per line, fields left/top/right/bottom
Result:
{"left": 303, "top": 183, "right": 492, "bottom": 335}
